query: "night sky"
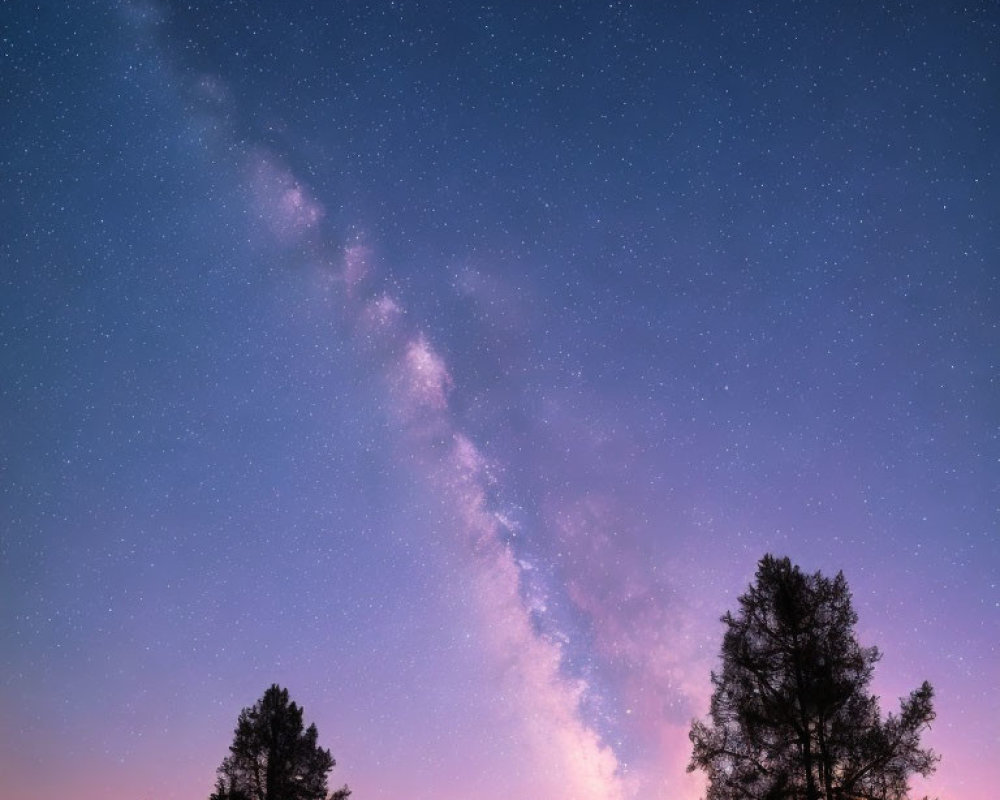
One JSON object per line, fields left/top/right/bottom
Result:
{"left": 2, "top": 2, "right": 997, "bottom": 799}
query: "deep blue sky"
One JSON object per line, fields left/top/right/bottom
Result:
{"left": 2, "top": 2, "right": 997, "bottom": 799}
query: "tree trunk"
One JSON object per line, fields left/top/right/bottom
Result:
{"left": 801, "top": 731, "right": 819, "bottom": 800}
{"left": 817, "top": 719, "right": 834, "bottom": 800}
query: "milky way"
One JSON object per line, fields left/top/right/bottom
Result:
{"left": 2, "top": 3, "right": 997, "bottom": 799}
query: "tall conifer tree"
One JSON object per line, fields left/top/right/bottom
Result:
{"left": 689, "top": 555, "right": 938, "bottom": 800}
{"left": 211, "top": 685, "right": 350, "bottom": 800}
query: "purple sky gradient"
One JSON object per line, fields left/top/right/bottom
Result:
{"left": 2, "top": 2, "right": 997, "bottom": 799}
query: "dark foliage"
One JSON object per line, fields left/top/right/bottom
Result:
{"left": 210, "top": 684, "right": 351, "bottom": 800}
{"left": 689, "top": 555, "right": 938, "bottom": 800}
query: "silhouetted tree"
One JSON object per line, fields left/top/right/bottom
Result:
{"left": 210, "top": 684, "right": 351, "bottom": 800}
{"left": 689, "top": 555, "right": 938, "bottom": 800}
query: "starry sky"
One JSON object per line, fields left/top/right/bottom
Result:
{"left": 1, "top": 2, "right": 997, "bottom": 799}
